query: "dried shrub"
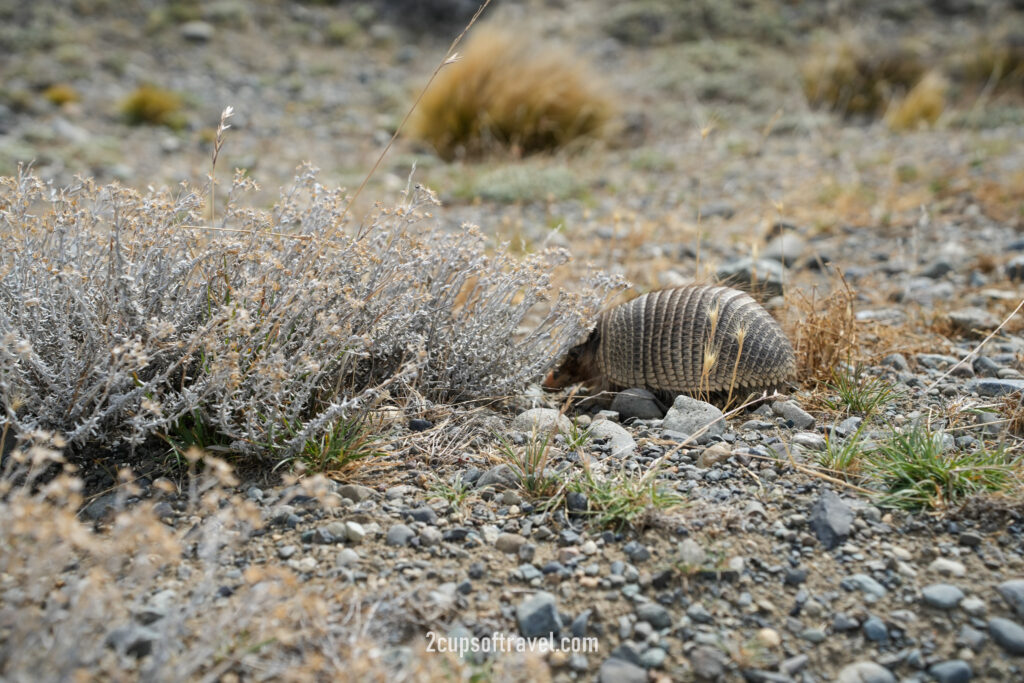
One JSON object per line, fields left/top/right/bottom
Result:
{"left": 787, "top": 278, "right": 859, "bottom": 383}
{"left": 121, "top": 85, "right": 185, "bottom": 128}
{"left": 0, "top": 167, "right": 621, "bottom": 466}
{"left": 952, "top": 29, "right": 1024, "bottom": 92}
{"left": 885, "top": 70, "right": 947, "bottom": 131}
{"left": 408, "top": 24, "right": 616, "bottom": 160}
{"left": 801, "top": 35, "right": 928, "bottom": 118}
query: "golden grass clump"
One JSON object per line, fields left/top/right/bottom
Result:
{"left": 787, "top": 278, "right": 859, "bottom": 384}
{"left": 885, "top": 71, "right": 947, "bottom": 131}
{"left": 43, "top": 83, "right": 80, "bottom": 106}
{"left": 121, "top": 85, "right": 185, "bottom": 128}
{"left": 801, "top": 35, "right": 927, "bottom": 117}
{"left": 408, "top": 24, "right": 617, "bottom": 160}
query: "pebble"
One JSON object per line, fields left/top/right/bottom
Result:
{"left": 678, "top": 538, "right": 707, "bottom": 566}
{"left": 511, "top": 408, "right": 572, "bottom": 433}
{"left": 635, "top": 602, "right": 672, "bottom": 629}
{"left": 996, "top": 579, "right": 1024, "bottom": 619}
{"left": 929, "top": 558, "right": 967, "bottom": 577}
{"left": 336, "top": 548, "right": 360, "bottom": 567}
{"left": 965, "top": 378, "right": 1024, "bottom": 397}
{"left": 835, "top": 661, "right": 896, "bottom": 683}
{"left": 921, "top": 583, "right": 965, "bottom": 610}
{"left": 927, "top": 659, "right": 972, "bottom": 683}
{"left": 610, "top": 388, "right": 664, "bottom": 420}
{"left": 716, "top": 257, "right": 785, "bottom": 297}
{"left": 663, "top": 395, "right": 724, "bottom": 444}
{"left": 385, "top": 524, "right": 415, "bottom": 547}
{"left": 338, "top": 484, "right": 374, "bottom": 502}
{"left": 862, "top": 616, "right": 889, "bottom": 642}
{"left": 180, "top": 20, "right": 215, "bottom": 42}
{"left": 844, "top": 574, "right": 887, "bottom": 598}
{"left": 344, "top": 521, "right": 366, "bottom": 544}
{"left": 598, "top": 657, "right": 647, "bottom": 683}
{"left": 696, "top": 442, "right": 731, "bottom": 468}
{"left": 810, "top": 491, "right": 854, "bottom": 550}
{"left": 689, "top": 644, "right": 729, "bottom": 680}
{"left": 588, "top": 419, "right": 637, "bottom": 457}
{"left": 496, "top": 533, "right": 527, "bottom": 554}
{"left": 773, "top": 400, "right": 815, "bottom": 429}
{"left": 988, "top": 616, "right": 1024, "bottom": 655}
{"left": 516, "top": 591, "right": 562, "bottom": 637}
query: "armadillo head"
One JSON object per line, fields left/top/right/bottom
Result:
{"left": 543, "top": 329, "right": 602, "bottom": 390}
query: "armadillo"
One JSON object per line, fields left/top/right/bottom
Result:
{"left": 544, "top": 284, "right": 796, "bottom": 395}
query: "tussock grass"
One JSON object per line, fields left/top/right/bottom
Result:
{"left": 121, "top": 85, "right": 185, "bottom": 128}
{"left": 497, "top": 429, "right": 563, "bottom": 501}
{"left": 885, "top": 71, "right": 947, "bottom": 131}
{"left": 408, "top": 24, "right": 616, "bottom": 160}
{"left": 825, "top": 364, "right": 901, "bottom": 416}
{"left": 788, "top": 277, "right": 859, "bottom": 384}
{"left": 570, "top": 465, "right": 683, "bottom": 531}
{"left": 868, "top": 422, "right": 1022, "bottom": 510}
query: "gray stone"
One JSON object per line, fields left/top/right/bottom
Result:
{"left": 996, "top": 579, "right": 1024, "bottom": 619}
{"left": 404, "top": 506, "right": 437, "bottom": 524}
{"left": 588, "top": 419, "right": 637, "bottom": 457}
{"left": 277, "top": 545, "right": 297, "bottom": 559}
{"left": 927, "top": 659, "right": 972, "bottom": 683}
{"left": 773, "top": 400, "right": 815, "bottom": 429}
{"left": 1006, "top": 254, "right": 1024, "bottom": 281}
{"left": 862, "top": 616, "right": 888, "bottom": 642}
{"left": 957, "top": 624, "right": 987, "bottom": 651}
{"left": 663, "top": 395, "right": 725, "bottom": 444}
{"left": 716, "top": 257, "right": 786, "bottom": 297}
{"left": 419, "top": 527, "right": 442, "bottom": 546}
{"left": 689, "top": 644, "right": 729, "bottom": 681}
{"left": 948, "top": 307, "right": 999, "bottom": 335}
{"left": 810, "top": 491, "right": 854, "bottom": 550}
{"left": 989, "top": 616, "right": 1024, "bottom": 655}
{"left": 180, "top": 20, "right": 215, "bottom": 41}
{"left": 966, "top": 378, "right": 1024, "bottom": 397}
{"left": 495, "top": 533, "right": 527, "bottom": 554}
{"left": 385, "top": 524, "right": 415, "bottom": 547}
{"left": 928, "top": 558, "right": 966, "bottom": 577}
{"left": 845, "top": 573, "right": 888, "bottom": 598}
{"left": 516, "top": 591, "right": 562, "bottom": 638}
{"left": 344, "top": 521, "right": 366, "bottom": 543}
{"left": 762, "top": 232, "right": 806, "bottom": 266}
{"left": 678, "top": 538, "right": 707, "bottom": 567}
{"left": 610, "top": 387, "right": 664, "bottom": 420}
{"left": 475, "top": 464, "right": 519, "bottom": 490}
{"left": 921, "top": 583, "right": 965, "bottom": 610}
{"left": 881, "top": 353, "right": 910, "bottom": 371}
{"left": 639, "top": 646, "right": 667, "bottom": 669}
{"left": 793, "top": 431, "right": 826, "bottom": 450}
{"left": 336, "top": 548, "right": 360, "bottom": 567}
{"left": 635, "top": 602, "right": 672, "bottom": 629}
{"left": 338, "top": 484, "right": 374, "bottom": 502}
{"left": 512, "top": 408, "right": 572, "bottom": 433}
{"left": 599, "top": 657, "right": 647, "bottom": 683}
{"left": 696, "top": 442, "right": 732, "bottom": 468}
{"left": 836, "top": 661, "right": 896, "bottom": 683}
{"left": 105, "top": 624, "right": 159, "bottom": 658}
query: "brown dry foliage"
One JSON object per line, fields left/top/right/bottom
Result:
{"left": 786, "top": 277, "right": 859, "bottom": 383}
{"left": 408, "top": 24, "right": 617, "bottom": 160}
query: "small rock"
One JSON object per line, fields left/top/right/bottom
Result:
{"left": 996, "top": 579, "right": 1024, "bottom": 619}
{"left": 697, "top": 442, "right": 732, "bottom": 468}
{"left": 772, "top": 400, "right": 815, "bottom": 429}
{"left": 1006, "top": 254, "right": 1024, "bottom": 281}
{"left": 845, "top": 574, "right": 887, "bottom": 598}
{"left": 599, "top": 657, "right": 647, "bottom": 683}
{"left": 611, "top": 388, "right": 664, "bottom": 420}
{"left": 960, "top": 596, "right": 986, "bottom": 616}
{"left": 929, "top": 558, "right": 967, "bottom": 577}
{"left": 663, "top": 395, "right": 724, "bottom": 444}
{"left": 496, "top": 533, "right": 527, "bottom": 554}
{"left": 336, "top": 548, "right": 360, "bottom": 567}
{"left": 793, "top": 431, "right": 826, "bottom": 450}
{"left": 624, "top": 541, "right": 650, "bottom": 563}
{"left": 385, "top": 524, "right": 415, "bottom": 547}
{"left": 476, "top": 464, "right": 519, "bottom": 490}
{"left": 512, "top": 408, "right": 572, "bottom": 433}
{"left": 948, "top": 307, "right": 999, "bottom": 335}
{"left": 835, "top": 661, "right": 896, "bottom": 683}
{"left": 338, "top": 484, "right": 374, "bottom": 502}
{"left": 989, "top": 616, "right": 1024, "bottom": 655}
{"left": 419, "top": 527, "right": 442, "bottom": 546}
{"left": 921, "top": 583, "right": 965, "bottom": 610}
{"left": 105, "top": 624, "right": 159, "bottom": 658}
{"left": 762, "top": 232, "right": 806, "bottom": 266}
{"left": 965, "top": 378, "right": 1024, "bottom": 397}
{"left": 277, "top": 545, "right": 297, "bottom": 559}
{"left": 180, "top": 20, "right": 215, "bottom": 42}
{"left": 343, "top": 521, "right": 366, "bottom": 544}
{"left": 810, "top": 491, "right": 854, "bottom": 550}
{"left": 408, "top": 418, "right": 432, "bottom": 432}
{"left": 589, "top": 419, "right": 637, "bottom": 457}
{"left": 516, "top": 591, "right": 562, "bottom": 638}
{"left": 635, "top": 602, "right": 672, "bottom": 629}
{"left": 927, "top": 659, "right": 972, "bottom": 683}
{"left": 689, "top": 644, "right": 729, "bottom": 681}
{"left": 678, "top": 538, "right": 706, "bottom": 567}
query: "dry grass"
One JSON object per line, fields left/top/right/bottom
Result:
{"left": 786, "top": 277, "right": 859, "bottom": 384}
{"left": 121, "top": 85, "right": 185, "bottom": 129}
{"left": 42, "top": 83, "right": 79, "bottom": 106}
{"left": 802, "top": 34, "right": 927, "bottom": 117}
{"left": 407, "top": 23, "right": 617, "bottom": 160}
{"left": 885, "top": 71, "right": 947, "bottom": 131}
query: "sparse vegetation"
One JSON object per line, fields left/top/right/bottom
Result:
{"left": 867, "top": 422, "right": 1021, "bottom": 510}
{"left": 789, "top": 278, "right": 859, "bottom": 384}
{"left": 121, "top": 85, "right": 184, "bottom": 128}
{"left": 497, "top": 429, "right": 563, "bottom": 501}
{"left": 570, "top": 461, "right": 683, "bottom": 530}
{"left": 42, "top": 83, "right": 79, "bottom": 106}
{"left": 825, "top": 364, "right": 900, "bottom": 416}
{"left": 818, "top": 424, "right": 869, "bottom": 480}
{"left": 408, "top": 24, "right": 616, "bottom": 160}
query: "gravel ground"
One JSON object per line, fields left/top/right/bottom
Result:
{"left": 4, "top": 1, "right": 1024, "bottom": 681}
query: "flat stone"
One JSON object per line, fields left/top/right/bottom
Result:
{"left": 516, "top": 591, "right": 562, "bottom": 638}
{"left": 338, "top": 484, "right": 374, "bottom": 502}
{"left": 928, "top": 558, "right": 967, "bottom": 577}
{"left": 989, "top": 616, "right": 1024, "bottom": 655}
{"left": 921, "top": 583, "right": 965, "bottom": 610}
{"left": 599, "top": 657, "right": 647, "bottom": 683}
{"left": 996, "top": 579, "right": 1024, "bottom": 619}
{"left": 385, "top": 524, "right": 415, "bottom": 547}
{"left": 512, "top": 408, "right": 572, "bottom": 433}
{"left": 845, "top": 573, "right": 887, "bottom": 598}
{"left": 810, "top": 491, "right": 854, "bottom": 550}
{"left": 588, "top": 419, "right": 637, "bottom": 457}
{"left": 773, "top": 400, "right": 815, "bottom": 429}
{"left": 663, "top": 395, "right": 725, "bottom": 444}
{"left": 836, "top": 661, "right": 896, "bottom": 683}
{"left": 610, "top": 387, "right": 664, "bottom": 420}
{"left": 927, "top": 659, "right": 972, "bottom": 683}
{"left": 496, "top": 533, "right": 528, "bottom": 554}
{"left": 635, "top": 602, "right": 672, "bottom": 630}
{"left": 966, "top": 378, "right": 1024, "bottom": 397}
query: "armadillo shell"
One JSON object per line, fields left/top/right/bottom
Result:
{"left": 596, "top": 285, "right": 796, "bottom": 393}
